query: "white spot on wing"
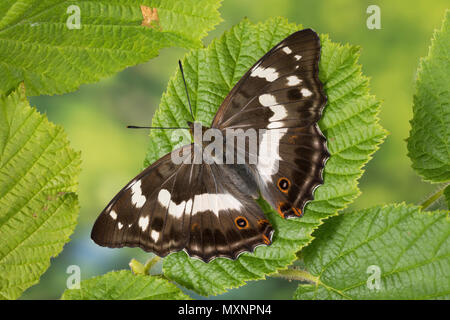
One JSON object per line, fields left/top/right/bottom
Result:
{"left": 267, "top": 122, "right": 285, "bottom": 129}
{"left": 118, "top": 222, "right": 123, "bottom": 230}
{"left": 251, "top": 66, "right": 279, "bottom": 82}
{"left": 168, "top": 200, "right": 186, "bottom": 219}
{"left": 155, "top": 190, "right": 242, "bottom": 219}
{"left": 157, "top": 189, "right": 171, "bottom": 207}
{"left": 138, "top": 216, "right": 149, "bottom": 231}
{"left": 282, "top": 46, "right": 292, "bottom": 54}
{"left": 301, "top": 88, "right": 313, "bottom": 97}
{"left": 258, "top": 129, "right": 288, "bottom": 183}
{"left": 185, "top": 199, "right": 193, "bottom": 213}
{"left": 259, "top": 94, "right": 277, "bottom": 107}
{"left": 192, "top": 193, "right": 242, "bottom": 217}
{"left": 269, "top": 106, "right": 288, "bottom": 122}
{"left": 158, "top": 189, "right": 187, "bottom": 219}
{"left": 192, "top": 194, "right": 208, "bottom": 216}
{"left": 131, "top": 180, "right": 146, "bottom": 208}
{"left": 294, "top": 55, "right": 302, "bottom": 60}
{"left": 286, "top": 75, "right": 302, "bottom": 86}
{"left": 151, "top": 230, "right": 160, "bottom": 242}
{"left": 109, "top": 210, "right": 117, "bottom": 220}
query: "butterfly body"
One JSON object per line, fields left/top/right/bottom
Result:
{"left": 92, "top": 29, "right": 329, "bottom": 262}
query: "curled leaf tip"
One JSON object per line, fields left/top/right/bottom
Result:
{"left": 140, "top": 5, "right": 161, "bottom": 30}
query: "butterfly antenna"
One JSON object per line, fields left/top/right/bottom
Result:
{"left": 127, "top": 125, "right": 189, "bottom": 130}
{"left": 128, "top": 61, "right": 194, "bottom": 130}
{"left": 178, "top": 60, "right": 195, "bottom": 121}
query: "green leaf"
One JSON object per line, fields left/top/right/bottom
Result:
{"left": 293, "top": 204, "right": 450, "bottom": 300}
{"left": 0, "top": 0, "right": 222, "bottom": 96}
{"left": 61, "top": 270, "right": 191, "bottom": 300}
{"left": 145, "top": 17, "right": 386, "bottom": 296}
{"left": 0, "top": 84, "right": 81, "bottom": 300}
{"left": 407, "top": 10, "right": 450, "bottom": 183}
{"left": 445, "top": 185, "right": 450, "bottom": 209}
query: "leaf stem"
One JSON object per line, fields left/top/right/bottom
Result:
{"left": 129, "top": 258, "right": 145, "bottom": 275}
{"left": 271, "top": 268, "right": 318, "bottom": 284}
{"left": 420, "top": 186, "right": 446, "bottom": 210}
{"left": 143, "top": 256, "right": 161, "bottom": 275}
{"left": 129, "top": 256, "right": 160, "bottom": 275}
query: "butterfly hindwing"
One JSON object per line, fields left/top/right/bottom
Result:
{"left": 255, "top": 126, "right": 328, "bottom": 218}
{"left": 167, "top": 162, "right": 273, "bottom": 262}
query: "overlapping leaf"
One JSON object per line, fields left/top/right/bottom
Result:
{"left": 445, "top": 185, "right": 450, "bottom": 209}
{"left": 61, "top": 270, "right": 190, "bottom": 300}
{"left": 0, "top": 84, "right": 81, "bottom": 299}
{"left": 407, "top": 10, "right": 450, "bottom": 183}
{"left": 143, "top": 17, "right": 386, "bottom": 296}
{"left": 294, "top": 204, "right": 449, "bottom": 300}
{"left": 0, "top": 0, "right": 222, "bottom": 96}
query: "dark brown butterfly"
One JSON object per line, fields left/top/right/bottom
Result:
{"left": 91, "top": 29, "right": 329, "bottom": 263}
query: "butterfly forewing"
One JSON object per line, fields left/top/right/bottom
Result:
{"left": 212, "top": 29, "right": 329, "bottom": 219}
{"left": 212, "top": 29, "right": 325, "bottom": 129}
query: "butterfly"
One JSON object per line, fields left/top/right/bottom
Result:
{"left": 91, "top": 29, "right": 329, "bottom": 263}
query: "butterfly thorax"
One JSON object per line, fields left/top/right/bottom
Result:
{"left": 187, "top": 121, "right": 259, "bottom": 198}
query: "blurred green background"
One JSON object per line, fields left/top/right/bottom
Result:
{"left": 22, "top": 0, "right": 448, "bottom": 299}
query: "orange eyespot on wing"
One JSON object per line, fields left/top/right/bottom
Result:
{"left": 234, "top": 216, "right": 249, "bottom": 229}
{"left": 277, "top": 177, "right": 291, "bottom": 193}
{"left": 277, "top": 202, "right": 303, "bottom": 218}
{"left": 293, "top": 208, "right": 302, "bottom": 217}
{"left": 288, "top": 135, "right": 299, "bottom": 144}
{"left": 277, "top": 202, "right": 287, "bottom": 218}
